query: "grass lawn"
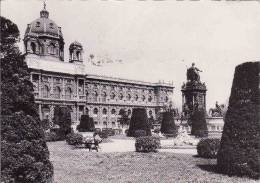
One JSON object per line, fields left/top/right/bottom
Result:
{"left": 48, "top": 141, "right": 258, "bottom": 183}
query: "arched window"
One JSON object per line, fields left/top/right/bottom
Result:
{"left": 93, "top": 91, "right": 98, "bottom": 102}
{"left": 127, "top": 109, "right": 131, "bottom": 115}
{"left": 42, "top": 85, "right": 49, "bottom": 98}
{"left": 165, "top": 96, "right": 169, "bottom": 102}
{"left": 101, "top": 92, "right": 107, "bottom": 102}
{"left": 142, "top": 95, "right": 146, "bottom": 101}
{"left": 31, "top": 42, "right": 36, "bottom": 54}
{"left": 148, "top": 96, "right": 152, "bottom": 102}
{"left": 53, "top": 86, "right": 61, "bottom": 99}
{"left": 85, "top": 108, "right": 89, "bottom": 115}
{"left": 127, "top": 94, "right": 131, "bottom": 101}
{"left": 42, "top": 105, "right": 50, "bottom": 120}
{"left": 149, "top": 110, "right": 153, "bottom": 116}
{"left": 65, "top": 87, "right": 72, "bottom": 99}
{"left": 102, "top": 108, "right": 107, "bottom": 115}
{"left": 111, "top": 109, "right": 116, "bottom": 115}
{"left": 76, "top": 51, "right": 81, "bottom": 60}
{"left": 112, "top": 122, "right": 116, "bottom": 127}
{"left": 119, "top": 93, "right": 123, "bottom": 100}
{"left": 93, "top": 108, "right": 98, "bottom": 115}
{"left": 49, "top": 43, "right": 55, "bottom": 55}
{"left": 135, "top": 95, "right": 139, "bottom": 101}
{"left": 110, "top": 92, "right": 115, "bottom": 100}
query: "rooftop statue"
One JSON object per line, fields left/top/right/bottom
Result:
{"left": 187, "top": 63, "right": 202, "bottom": 82}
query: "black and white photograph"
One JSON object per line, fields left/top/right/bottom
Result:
{"left": 1, "top": 0, "right": 260, "bottom": 182}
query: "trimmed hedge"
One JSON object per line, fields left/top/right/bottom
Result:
{"left": 160, "top": 111, "right": 178, "bottom": 137}
{"left": 135, "top": 136, "right": 161, "bottom": 153}
{"left": 1, "top": 113, "right": 53, "bottom": 183}
{"left": 77, "top": 115, "right": 95, "bottom": 132}
{"left": 66, "top": 133, "right": 84, "bottom": 146}
{"left": 128, "top": 108, "right": 151, "bottom": 137}
{"left": 134, "top": 130, "right": 147, "bottom": 137}
{"left": 102, "top": 128, "right": 115, "bottom": 136}
{"left": 45, "top": 131, "right": 63, "bottom": 142}
{"left": 197, "top": 138, "right": 220, "bottom": 159}
{"left": 190, "top": 109, "right": 208, "bottom": 138}
{"left": 217, "top": 62, "right": 260, "bottom": 179}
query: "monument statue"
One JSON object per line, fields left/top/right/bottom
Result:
{"left": 182, "top": 62, "right": 206, "bottom": 117}
{"left": 209, "top": 101, "right": 225, "bottom": 117}
{"left": 187, "top": 63, "right": 202, "bottom": 82}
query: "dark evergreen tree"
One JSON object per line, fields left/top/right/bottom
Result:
{"left": 160, "top": 111, "right": 178, "bottom": 137}
{"left": 127, "top": 108, "right": 151, "bottom": 137}
{"left": 217, "top": 62, "right": 260, "bottom": 179}
{"left": 53, "top": 106, "right": 72, "bottom": 137}
{"left": 77, "top": 115, "right": 95, "bottom": 132}
{"left": 1, "top": 17, "right": 37, "bottom": 118}
{"left": 1, "top": 16, "right": 53, "bottom": 183}
{"left": 118, "top": 109, "right": 130, "bottom": 128}
{"left": 190, "top": 109, "right": 208, "bottom": 137}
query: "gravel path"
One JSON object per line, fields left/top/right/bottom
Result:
{"left": 99, "top": 139, "right": 197, "bottom": 155}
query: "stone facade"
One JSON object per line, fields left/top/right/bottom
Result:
{"left": 24, "top": 5, "right": 174, "bottom": 129}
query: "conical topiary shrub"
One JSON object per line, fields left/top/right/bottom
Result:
{"left": 127, "top": 108, "right": 151, "bottom": 137}
{"left": 190, "top": 109, "right": 208, "bottom": 137}
{"left": 160, "top": 111, "right": 178, "bottom": 137}
{"left": 217, "top": 62, "right": 260, "bottom": 179}
{"left": 77, "top": 115, "right": 95, "bottom": 132}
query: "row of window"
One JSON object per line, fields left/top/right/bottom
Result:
{"left": 88, "top": 91, "right": 154, "bottom": 102}
{"left": 90, "top": 85, "right": 154, "bottom": 94}
{"left": 89, "top": 108, "right": 153, "bottom": 116}
{"left": 42, "top": 85, "right": 73, "bottom": 99}
{"left": 30, "top": 42, "right": 60, "bottom": 56}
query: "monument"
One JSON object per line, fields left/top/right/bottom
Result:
{"left": 181, "top": 63, "right": 207, "bottom": 117}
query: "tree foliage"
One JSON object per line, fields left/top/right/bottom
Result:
{"left": 160, "top": 111, "right": 178, "bottom": 137}
{"left": 77, "top": 115, "right": 95, "bottom": 132}
{"left": 190, "top": 109, "right": 208, "bottom": 137}
{"left": 53, "top": 106, "right": 72, "bottom": 138}
{"left": 118, "top": 109, "right": 130, "bottom": 128}
{"left": 1, "top": 113, "right": 53, "bottom": 183}
{"left": 127, "top": 108, "right": 151, "bottom": 137}
{"left": 1, "top": 16, "right": 38, "bottom": 118}
{"left": 1, "top": 16, "right": 53, "bottom": 183}
{"left": 217, "top": 62, "right": 260, "bottom": 179}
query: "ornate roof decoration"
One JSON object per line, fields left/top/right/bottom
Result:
{"left": 25, "top": 2, "right": 63, "bottom": 39}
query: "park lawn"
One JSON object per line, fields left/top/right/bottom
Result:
{"left": 48, "top": 141, "right": 257, "bottom": 183}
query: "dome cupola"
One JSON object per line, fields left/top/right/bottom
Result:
{"left": 24, "top": 2, "right": 64, "bottom": 61}
{"left": 69, "top": 41, "right": 83, "bottom": 63}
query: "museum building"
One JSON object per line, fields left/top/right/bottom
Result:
{"left": 23, "top": 5, "right": 174, "bottom": 129}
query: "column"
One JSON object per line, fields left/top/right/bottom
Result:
{"left": 39, "top": 74, "right": 42, "bottom": 98}
{"left": 49, "top": 105, "right": 54, "bottom": 126}
{"left": 72, "top": 105, "right": 76, "bottom": 122}
{"left": 39, "top": 104, "right": 42, "bottom": 120}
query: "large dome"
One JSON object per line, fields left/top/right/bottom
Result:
{"left": 25, "top": 7, "right": 63, "bottom": 39}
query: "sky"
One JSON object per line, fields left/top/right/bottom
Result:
{"left": 2, "top": 0, "right": 260, "bottom": 110}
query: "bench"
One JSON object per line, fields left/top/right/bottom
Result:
{"left": 84, "top": 139, "right": 101, "bottom": 152}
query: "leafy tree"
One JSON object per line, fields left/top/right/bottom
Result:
{"left": 217, "top": 62, "right": 260, "bottom": 179}
{"left": 118, "top": 109, "right": 130, "bottom": 128}
{"left": 77, "top": 115, "right": 95, "bottom": 132}
{"left": 1, "top": 16, "right": 53, "bottom": 183}
{"left": 127, "top": 108, "right": 151, "bottom": 137}
{"left": 53, "top": 106, "right": 72, "bottom": 138}
{"left": 1, "top": 16, "right": 37, "bottom": 118}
